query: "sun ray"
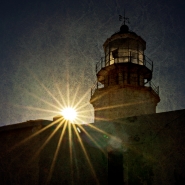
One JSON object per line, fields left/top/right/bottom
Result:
{"left": 86, "top": 123, "right": 142, "bottom": 154}
{"left": 75, "top": 101, "right": 92, "bottom": 112}
{"left": 8, "top": 117, "right": 63, "bottom": 153}
{"left": 11, "top": 104, "right": 60, "bottom": 114}
{"left": 3, "top": 118, "right": 64, "bottom": 168}
{"left": 71, "top": 137, "right": 80, "bottom": 180}
{"left": 6, "top": 55, "right": 123, "bottom": 184}
{"left": 95, "top": 100, "right": 147, "bottom": 111}
{"left": 12, "top": 79, "right": 62, "bottom": 113}
{"left": 90, "top": 88, "right": 110, "bottom": 103}
{"left": 54, "top": 79, "right": 94, "bottom": 124}
{"left": 76, "top": 114, "right": 94, "bottom": 122}
{"left": 66, "top": 71, "right": 70, "bottom": 107}
{"left": 55, "top": 83, "right": 68, "bottom": 108}
{"left": 73, "top": 88, "right": 91, "bottom": 110}
{"left": 68, "top": 122, "right": 74, "bottom": 184}
{"left": 68, "top": 122, "right": 73, "bottom": 161}
{"left": 71, "top": 124, "right": 100, "bottom": 185}
{"left": 29, "top": 119, "right": 65, "bottom": 163}
{"left": 70, "top": 84, "right": 81, "bottom": 108}
{"left": 76, "top": 106, "right": 93, "bottom": 113}
{"left": 75, "top": 111, "right": 94, "bottom": 120}
{"left": 71, "top": 90, "right": 90, "bottom": 110}
{"left": 77, "top": 125, "right": 106, "bottom": 155}
{"left": 86, "top": 123, "right": 112, "bottom": 137}
{"left": 74, "top": 114, "right": 93, "bottom": 124}
{"left": 94, "top": 116, "right": 110, "bottom": 122}
{"left": 24, "top": 66, "right": 63, "bottom": 108}
{"left": 27, "top": 91, "right": 62, "bottom": 111}
{"left": 61, "top": 107, "right": 77, "bottom": 122}
{"left": 46, "top": 121, "right": 68, "bottom": 184}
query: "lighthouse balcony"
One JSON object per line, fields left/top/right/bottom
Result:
{"left": 91, "top": 79, "right": 159, "bottom": 99}
{"left": 96, "top": 52, "right": 153, "bottom": 74}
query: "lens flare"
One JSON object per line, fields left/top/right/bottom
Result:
{"left": 61, "top": 107, "right": 77, "bottom": 122}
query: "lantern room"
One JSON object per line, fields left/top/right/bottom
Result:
{"left": 104, "top": 25, "right": 146, "bottom": 66}
{"left": 96, "top": 24, "right": 153, "bottom": 88}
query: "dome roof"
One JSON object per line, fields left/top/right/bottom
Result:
{"left": 120, "top": 24, "right": 129, "bottom": 33}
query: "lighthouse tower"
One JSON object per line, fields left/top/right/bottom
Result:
{"left": 90, "top": 19, "right": 160, "bottom": 122}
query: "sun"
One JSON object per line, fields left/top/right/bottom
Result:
{"left": 61, "top": 107, "right": 77, "bottom": 122}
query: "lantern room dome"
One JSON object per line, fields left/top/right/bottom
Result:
{"left": 120, "top": 24, "right": 129, "bottom": 33}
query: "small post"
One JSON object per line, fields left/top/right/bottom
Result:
{"left": 109, "top": 52, "right": 110, "bottom": 66}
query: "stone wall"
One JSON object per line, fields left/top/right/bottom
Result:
{"left": 91, "top": 85, "right": 159, "bottom": 121}
{"left": 0, "top": 109, "right": 184, "bottom": 185}
{"left": 86, "top": 109, "right": 185, "bottom": 185}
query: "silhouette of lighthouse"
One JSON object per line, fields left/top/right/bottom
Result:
{"left": 90, "top": 16, "right": 160, "bottom": 121}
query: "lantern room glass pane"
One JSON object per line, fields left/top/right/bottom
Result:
{"left": 104, "top": 38, "right": 145, "bottom": 66}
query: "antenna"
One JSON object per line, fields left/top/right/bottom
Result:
{"left": 119, "top": 10, "right": 130, "bottom": 25}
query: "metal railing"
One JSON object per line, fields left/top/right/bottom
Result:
{"left": 91, "top": 81, "right": 104, "bottom": 97}
{"left": 96, "top": 51, "right": 153, "bottom": 73}
{"left": 90, "top": 79, "right": 159, "bottom": 98}
{"left": 145, "top": 81, "right": 159, "bottom": 96}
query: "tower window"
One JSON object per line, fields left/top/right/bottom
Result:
{"left": 112, "top": 49, "right": 118, "bottom": 59}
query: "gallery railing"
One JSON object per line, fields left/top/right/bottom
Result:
{"left": 90, "top": 79, "right": 159, "bottom": 98}
{"left": 96, "top": 51, "right": 153, "bottom": 73}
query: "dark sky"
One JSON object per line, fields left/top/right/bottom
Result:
{"left": 0, "top": 0, "right": 185, "bottom": 125}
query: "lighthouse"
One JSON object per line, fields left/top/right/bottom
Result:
{"left": 90, "top": 19, "right": 160, "bottom": 121}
